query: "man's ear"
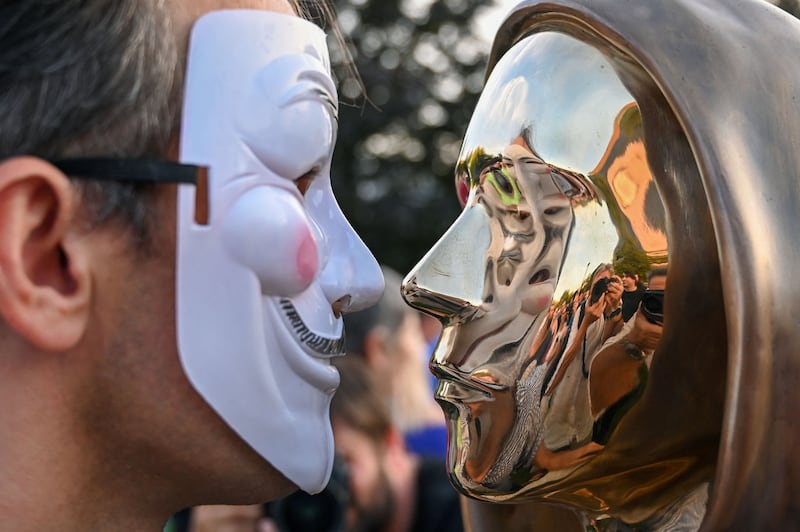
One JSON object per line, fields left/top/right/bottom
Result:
{"left": 0, "top": 156, "right": 90, "bottom": 351}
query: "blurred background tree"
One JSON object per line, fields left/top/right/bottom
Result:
{"left": 613, "top": 241, "right": 652, "bottom": 282}
{"left": 326, "top": 0, "right": 500, "bottom": 273}
{"left": 776, "top": 0, "right": 800, "bottom": 16}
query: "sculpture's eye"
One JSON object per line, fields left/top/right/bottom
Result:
{"left": 486, "top": 167, "right": 522, "bottom": 206}
{"left": 492, "top": 169, "right": 514, "bottom": 196}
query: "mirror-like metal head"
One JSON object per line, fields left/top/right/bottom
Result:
{"left": 403, "top": 0, "right": 800, "bottom": 527}
{"left": 404, "top": 30, "right": 670, "bottom": 502}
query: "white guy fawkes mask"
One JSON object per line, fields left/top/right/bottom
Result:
{"left": 177, "top": 10, "right": 383, "bottom": 494}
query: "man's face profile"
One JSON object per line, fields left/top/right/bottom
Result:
{"left": 174, "top": 7, "right": 384, "bottom": 494}
{"left": 0, "top": 1, "right": 382, "bottom": 528}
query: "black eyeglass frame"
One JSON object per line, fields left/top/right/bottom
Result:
{"left": 51, "top": 157, "right": 210, "bottom": 224}
{"left": 51, "top": 158, "right": 205, "bottom": 185}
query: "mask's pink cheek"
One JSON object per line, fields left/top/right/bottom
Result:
{"left": 296, "top": 229, "right": 319, "bottom": 286}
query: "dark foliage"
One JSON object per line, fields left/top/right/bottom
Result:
{"left": 776, "top": 0, "right": 800, "bottom": 17}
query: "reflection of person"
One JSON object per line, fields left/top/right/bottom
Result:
{"left": 620, "top": 270, "right": 646, "bottom": 322}
{"left": 0, "top": 2, "right": 383, "bottom": 529}
{"left": 331, "top": 356, "right": 464, "bottom": 532}
{"left": 589, "top": 267, "right": 667, "bottom": 444}
{"left": 542, "top": 264, "right": 623, "bottom": 450}
{"left": 344, "top": 266, "right": 446, "bottom": 458}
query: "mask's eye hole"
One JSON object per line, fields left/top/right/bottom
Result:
{"left": 295, "top": 169, "right": 318, "bottom": 196}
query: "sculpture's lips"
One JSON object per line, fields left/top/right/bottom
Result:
{"left": 432, "top": 363, "right": 508, "bottom": 400}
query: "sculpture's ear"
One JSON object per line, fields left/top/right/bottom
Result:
{"left": 0, "top": 157, "right": 90, "bottom": 351}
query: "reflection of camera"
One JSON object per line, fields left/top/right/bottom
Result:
{"left": 264, "top": 456, "right": 350, "bottom": 532}
{"left": 641, "top": 290, "right": 665, "bottom": 325}
{"left": 590, "top": 277, "right": 617, "bottom": 304}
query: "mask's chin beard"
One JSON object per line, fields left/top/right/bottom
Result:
{"left": 279, "top": 298, "right": 345, "bottom": 357}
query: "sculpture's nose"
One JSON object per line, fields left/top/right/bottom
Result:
{"left": 401, "top": 203, "right": 492, "bottom": 322}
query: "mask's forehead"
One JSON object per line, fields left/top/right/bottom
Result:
{"left": 188, "top": 9, "right": 331, "bottom": 80}
{"left": 460, "top": 32, "right": 634, "bottom": 176}
{"left": 181, "top": 10, "right": 336, "bottom": 196}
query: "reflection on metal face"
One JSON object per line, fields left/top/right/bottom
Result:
{"left": 403, "top": 32, "right": 668, "bottom": 501}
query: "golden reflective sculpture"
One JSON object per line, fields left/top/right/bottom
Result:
{"left": 402, "top": 0, "right": 800, "bottom": 529}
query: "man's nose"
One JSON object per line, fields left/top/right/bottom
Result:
{"left": 402, "top": 203, "right": 492, "bottom": 321}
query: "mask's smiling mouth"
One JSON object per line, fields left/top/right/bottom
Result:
{"left": 280, "top": 298, "right": 345, "bottom": 357}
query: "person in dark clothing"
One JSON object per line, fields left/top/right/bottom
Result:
{"left": 620, "top": 271, "right": 646, "bottom": 322}
{"left": 331, "top": 356, "right": 464, "bottom": 532}
{"left": 590, "top": 267, "right": 667, "bottom": 444}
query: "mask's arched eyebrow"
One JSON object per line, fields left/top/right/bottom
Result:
{"left": 280, "top": 70, "right": 339, "bottom": 123}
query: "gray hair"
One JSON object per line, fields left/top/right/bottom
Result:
{"left": 0, "top": 0, "right": 179, "bottom": 247}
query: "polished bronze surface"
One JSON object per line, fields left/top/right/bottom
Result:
{"left": 403, "top": 0, "right": 800, "bottom": 529}
{"left": 404, "top": 30, "right": 683, "bottom": 520}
